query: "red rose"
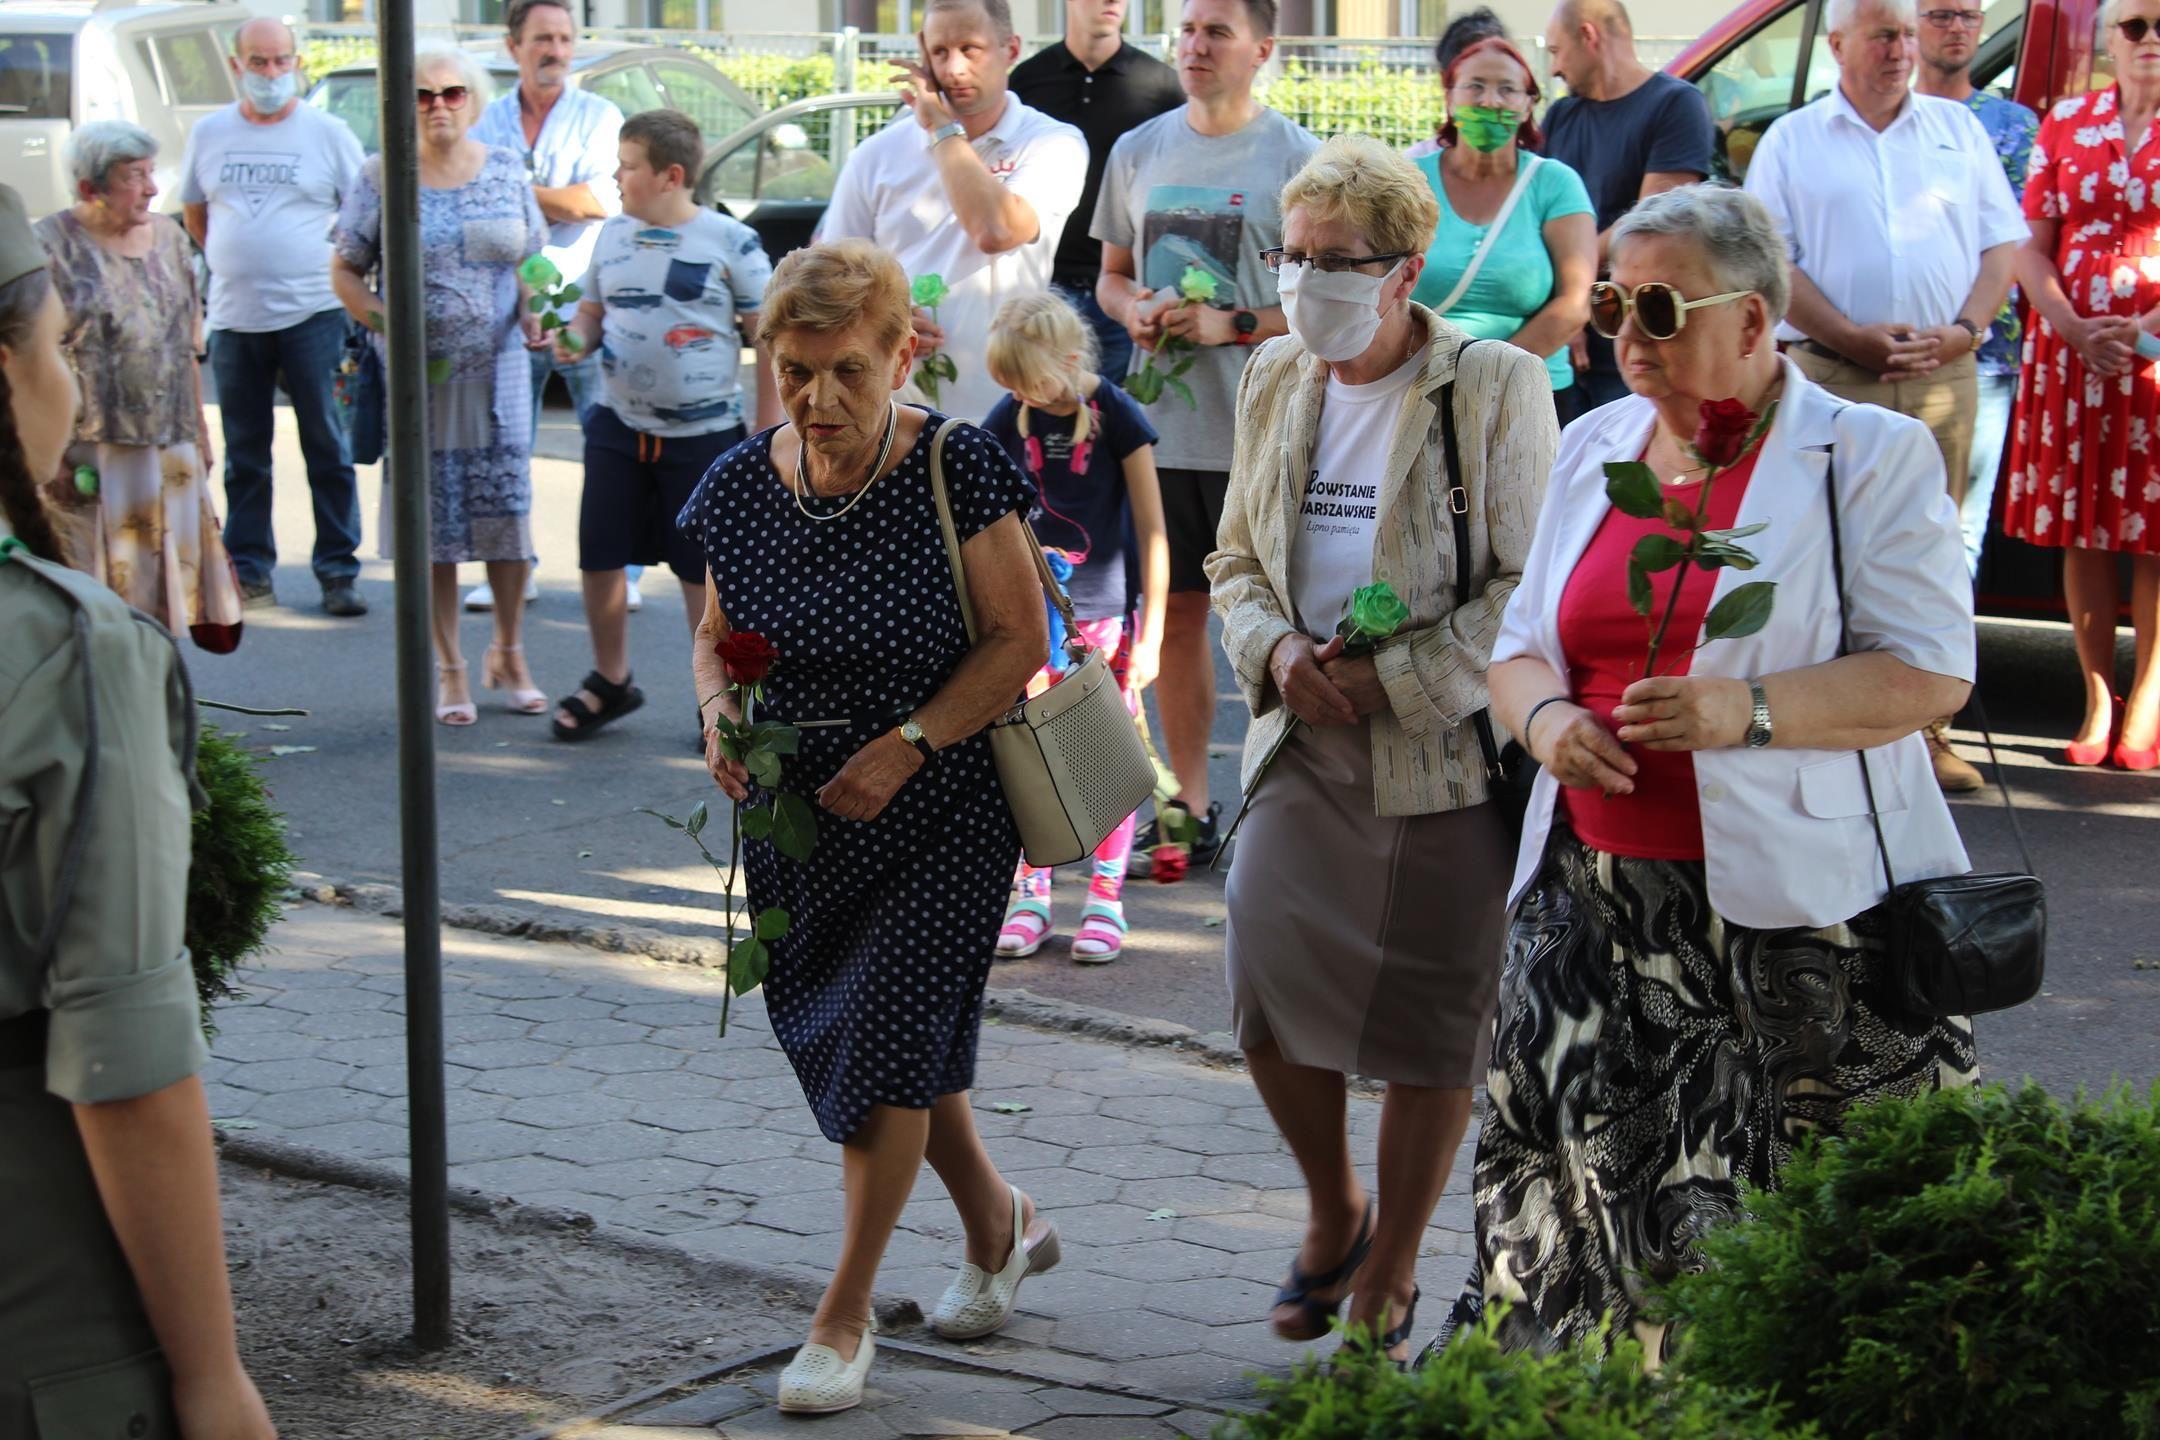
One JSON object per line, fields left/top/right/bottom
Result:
{"left": 1151, "top": 843, "right": 1189, "bottom": 884}
{"left": 1693, "top": 397, "right": 1758, "bottom": 468}
{"left": 717, "top": 631, "right": 778, "bottom": 687}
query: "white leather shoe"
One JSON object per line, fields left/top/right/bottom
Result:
{"left": 776, "top": 1318, "right": 877, "bottom": 1414}
{"left": 930, "top": 1185, "right": 1062, "bottom": 1339}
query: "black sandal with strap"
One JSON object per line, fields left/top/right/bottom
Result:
{"left": 551, "top": 670, "right": 645, "bottom": 742}
{"left": 1270, "top": 1199, "right": 1375, "bottom": 1342}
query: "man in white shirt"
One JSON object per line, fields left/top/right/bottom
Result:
{"left": 469, "top": 0, "right": 623, "bottom": 610}
{"left": 815, "top": 0, "right": 1087, "bottom": 424}
{"left": 181, "top": 17, "right": 366, "bottom": 616}
{"left": 1745, "top": 0, "right": 2022, "bottom": 793}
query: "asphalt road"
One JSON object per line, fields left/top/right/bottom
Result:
{"left": 192, "top": 394, "right": 2160, "bottom": 1103}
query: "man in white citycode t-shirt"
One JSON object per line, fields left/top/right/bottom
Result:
{"left": 180, "top": 17, "right": 367, "bottom": 617}
{"left": 815, "top": 0, "right": 1086, "bottom": 424}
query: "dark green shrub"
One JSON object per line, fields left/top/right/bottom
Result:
{"left": 1660, "top": 1082, "right": 2160, "bottom": 1440}
{"left": 185, "top": 727, "right": 295, "bottom": 1037}
{"left": 1216, "top": 1315, "right": 1816, "bottom": 1440}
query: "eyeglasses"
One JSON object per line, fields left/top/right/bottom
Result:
{"left": 1918, "top": 8, "right": 1985, "bottom": 26}
{"left": 1261, "top": 248, "right": 1410, "bottom": 275}
{"left": 416, "top": 85, "right": 470, "bottom": 109}
{"left": 243, "top": 53, "right": 299, "bottom": 72}
{"left": 2117, "top": 15, "right": 2160, "bottom": 41}
{"left": 1449, "top": 78, "right": 1527, "bottom": 105}
{"left": 1588, "top": 280, "right": 1751, "bottom": 340}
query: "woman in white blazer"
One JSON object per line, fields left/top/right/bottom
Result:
{"left": 1437, "top": 187, "right": 1980, "bottom": 1361}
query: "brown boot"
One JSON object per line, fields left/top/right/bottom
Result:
{"left": 1926, "top": 718, "right": 1984, "bottom": 793}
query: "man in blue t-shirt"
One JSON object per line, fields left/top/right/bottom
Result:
{"left": 1914, "top": 0, "right": 2037, "bottom": 576}
{"left": 1541, "top": 0, "right": 1714, "bottom": 409}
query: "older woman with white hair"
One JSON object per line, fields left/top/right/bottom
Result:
{"left": 33, "top": 119, "right": 245, "bottom": 648}
{"left": 331, "top": 47, "right": 550, "bottom": 725}
{"left": 1209, "top": 133, "right": 1557, "bottom": 1363}
{"left": 1439, "top": 184, "right": 1979, "bottom": 1360}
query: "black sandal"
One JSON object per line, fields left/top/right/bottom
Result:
{"left": 1270, "top": 1199, "right": 1375, "bottom": 1342}
{"left": 1359, "top": 1285, "right": 1421, "bottom": 1365}
{"left": 551, "top": 670, "right": 644, "bottom": 742}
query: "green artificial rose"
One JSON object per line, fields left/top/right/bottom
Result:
{"left": 1177, "top": 265, "right": 1220, "bottom": 305}
{"left": 1342, "top": 581, "right": 1411, "bottom": 647}
{"left": 911, "top": 273, "right": 950, "bottom": 307}
{"left": 517, "top": 254, "right": 562, "bottom": 288}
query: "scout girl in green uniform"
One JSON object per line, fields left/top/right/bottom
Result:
{"left": 0, "top": 183, "right": 275, "bottom": 1440}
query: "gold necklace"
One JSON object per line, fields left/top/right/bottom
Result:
{"left": 793, "top": 404, "right": 898, "bottom": 523}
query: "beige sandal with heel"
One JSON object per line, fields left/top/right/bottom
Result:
{"left": 483, "top": 643, "right": 548, "bottom": 715}
{"left": 435, "top": 662, "right": 476, "bottom": 727}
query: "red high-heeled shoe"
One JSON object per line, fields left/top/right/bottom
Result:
{"left": 2065, "top": 697, "right": 2121, "bottom": 767}
{"left": 2114, "top": 734, "right": 2160, "bottom": 771}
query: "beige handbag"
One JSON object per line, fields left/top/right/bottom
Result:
{"left": 926, "top": 418, "right": 1157, "bottom": 867}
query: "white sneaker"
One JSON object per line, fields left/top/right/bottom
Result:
{"left": 929, "top": 1184, "right": 1062, "bottom": 1340}
{"left": 625, "top": 579, "right": 643, "bottom": 612}
{"left": 462, "top": 576, "right": 540, "bottom": 612}
{"left": 776, "top": 1318, "right": 876, "bottom": 1414}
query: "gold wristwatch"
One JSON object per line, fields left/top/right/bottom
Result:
{"left": 899, "top": 718, "right": 936, "bottom": 763}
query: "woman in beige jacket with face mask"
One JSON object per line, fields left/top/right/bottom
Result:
{"left": 1206, "top": 135, "right": 1557, "bottom": 1364}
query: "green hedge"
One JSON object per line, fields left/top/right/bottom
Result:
{"left": 1217, "top": 1315, "right": 1817, "bottom": 1440}
{"left": 185, "top": 727, "right": 296, "bottom": 1038}
{"left": 1660, "top": 1083, "right": 2160, "bottom": 1440}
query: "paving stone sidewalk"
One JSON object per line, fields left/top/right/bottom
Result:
{"left": 208, "top": 905, "right": 1478, "bottom": 1424}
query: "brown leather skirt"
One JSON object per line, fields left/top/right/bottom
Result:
{"left": 1223, "top": 719, "right": 1510, "bottom": 1087}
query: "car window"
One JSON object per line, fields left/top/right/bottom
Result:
{"left": 582, "top": 63, "right": 665, "bottom": 119}
{"left": 653, "top": 61, "right": 752, "bottom": 139}
{"left": 706, "top": 102, "right": 900, "bottom": 209}
{"left": 151, "top": 29, "right": 231, "bottom": 106}
{"left": 1694, "top": 1, "right": 1825, "bottom": 184}
{"left": 313, "top": 73, "right": 379, "bottom": 154}
{"left": 0, "top": 34, "right": 71, "bottom": 120}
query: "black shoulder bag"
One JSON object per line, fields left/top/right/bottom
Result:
{"left": 1438, "top": 342, "right": 1538, "bottom": 847}
{"left": 1823, "top": 442, "right": 2046, "bottom": 1020}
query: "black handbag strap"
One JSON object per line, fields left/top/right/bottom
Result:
{"left": 1437, "top": 340, "right": 1509, "bottom": 782}
{"left": 1820, "top": 417, "right": 2036, "bottom": 891}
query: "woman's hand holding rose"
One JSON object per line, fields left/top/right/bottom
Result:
{"left": 1611, "top": 675, "right": 1752, "bottom": 752}
{"left": 1529, "top": 700, "right": 1637, "bottom": 795}
{"left": 1270, "top": 632, "right": 1356, "bottom": 727}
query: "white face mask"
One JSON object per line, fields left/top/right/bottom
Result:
{"left": 1279, "top": 260, "right": 1401, "bottom": 363}
{"left": 241, "top": 69, "right": 297, "bottom": 114}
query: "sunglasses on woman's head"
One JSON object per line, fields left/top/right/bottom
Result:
{"left": 2119, "top": 16, "right": 2160, "bottom": 41}
{"left": 1588, "top": 280, "right": 1751, "bottom": 340}
{"left": 416, "top": 85, "right": 470, "bottom": 108}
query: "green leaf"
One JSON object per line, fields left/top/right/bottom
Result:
{"left": 559, "top": 330, "right": 583, "bottom": 353}
{"left": 773, "top": 792, "right": 819, "bottom": 863}
{"left": 425, "top": 357, "right": 451, "bottom": 385}
{"left": 716, "top": 733, "right": 742, "bottom": 763}
{"left": 745, "top": 749, "right": 781, "bottom": 787}
{"left": 754, "top": 907, "right": 791, "bottom": 941}
{"left": 1631, "top": 533, "right": 1688, "bottom": 573}
{"left": 739, "top": 804, "right": 775, "bottom": 840}
{"left": 1626, "top": 559, "right": 1654, "bottom": 618}
{"left": 990, "top": 1100, "right": 1031, "bottom": 1114}
{"left": 1703, "top": 580, "right": 1777, "bottom": 641}
{"left": 747, "top": 720, "right": 801, "bottom": 756}
{"left": 709, "top": 710, "right": 742, "bottom": 741}
{"left": 1604, "top": 461, "right": 1665, "bottom": 519}
{"left": 1164, "top": 375, "right": 1197, "bottom": 410}
{"left": 527, "top": 295, "right": 549, "bottom": 314}
{"left": 1701, "top": 521, "right": 1768, "bottom": 543}
{"left": 727, "top": 935, "right": 769, "bottom": 994}
{"left": 686, "top": 800, "right": 708, "bottom": 837}
{"left": 364, "top": 309, "right": 384, "bottom": 333}
{"left": 634, "top": 806, "right": 686, "bottom": 832}
{"left": 1694, "top": 540, "right": 1760, "bottom": 571}
{"left": 1123, "top": 367, "right": 1162, "bottom": 404}
{"left": 559, "top": 283, "right": 581, "bottom": 304}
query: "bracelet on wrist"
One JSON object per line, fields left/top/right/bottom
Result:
{"left": 1520, "top": 694, "right": 1571, "bottom": 753}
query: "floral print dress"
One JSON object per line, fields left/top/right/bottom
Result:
{"left": 34, "top": 211, "right": 244, "bottom": 650}
{"left": 333, "top": 147, "right": 547, "bottom": 563}
{"left": 2006, "top": 85, "right": 2160, "bottom": 553}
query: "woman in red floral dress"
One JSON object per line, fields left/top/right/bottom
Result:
{"left": 2009, "top": 16, "right": 2160, "bottom": 771}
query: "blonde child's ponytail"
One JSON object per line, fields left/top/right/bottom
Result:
{"left": 988, "top": 291, "right": 1100, "bottom": 451}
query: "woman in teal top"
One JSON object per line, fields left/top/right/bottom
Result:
{"left": 1410, "top": 37, "right": 1597, "bottom": 424}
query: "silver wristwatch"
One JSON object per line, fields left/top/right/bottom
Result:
{"left": 1745, "top": 679, "right": 1773, "bottom": 749}
{"left": 928, "top": 120, "right": 966, "bottom": 148}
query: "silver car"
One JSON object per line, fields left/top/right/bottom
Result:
{"left": 0, "top": 0, "right": 246, "bottom": 217}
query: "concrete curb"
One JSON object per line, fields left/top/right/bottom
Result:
{"left": 214, "top": 1127, "right": 924, "bottom": 1328}
{"left": 288, "top": 875, "right": 1251, "bottom": 1069}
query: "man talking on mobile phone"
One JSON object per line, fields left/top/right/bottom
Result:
{"left": 816, "top": 0, "right": 1087, "bottom": 424}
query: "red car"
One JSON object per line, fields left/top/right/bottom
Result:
{"left": 1666, "top": 0, "right": 2111, "bottom": 615}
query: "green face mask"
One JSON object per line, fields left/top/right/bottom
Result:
{"left": 1453, "top": 104, "right": 1522, "bottom": 152}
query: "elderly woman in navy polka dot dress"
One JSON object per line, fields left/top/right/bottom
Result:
{"left": 680, "top": 238, "right": 1062, "bottom": 1415}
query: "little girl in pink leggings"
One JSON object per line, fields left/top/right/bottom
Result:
{"left": 981, "top": 292, "right": 1168, "bottom": 963}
